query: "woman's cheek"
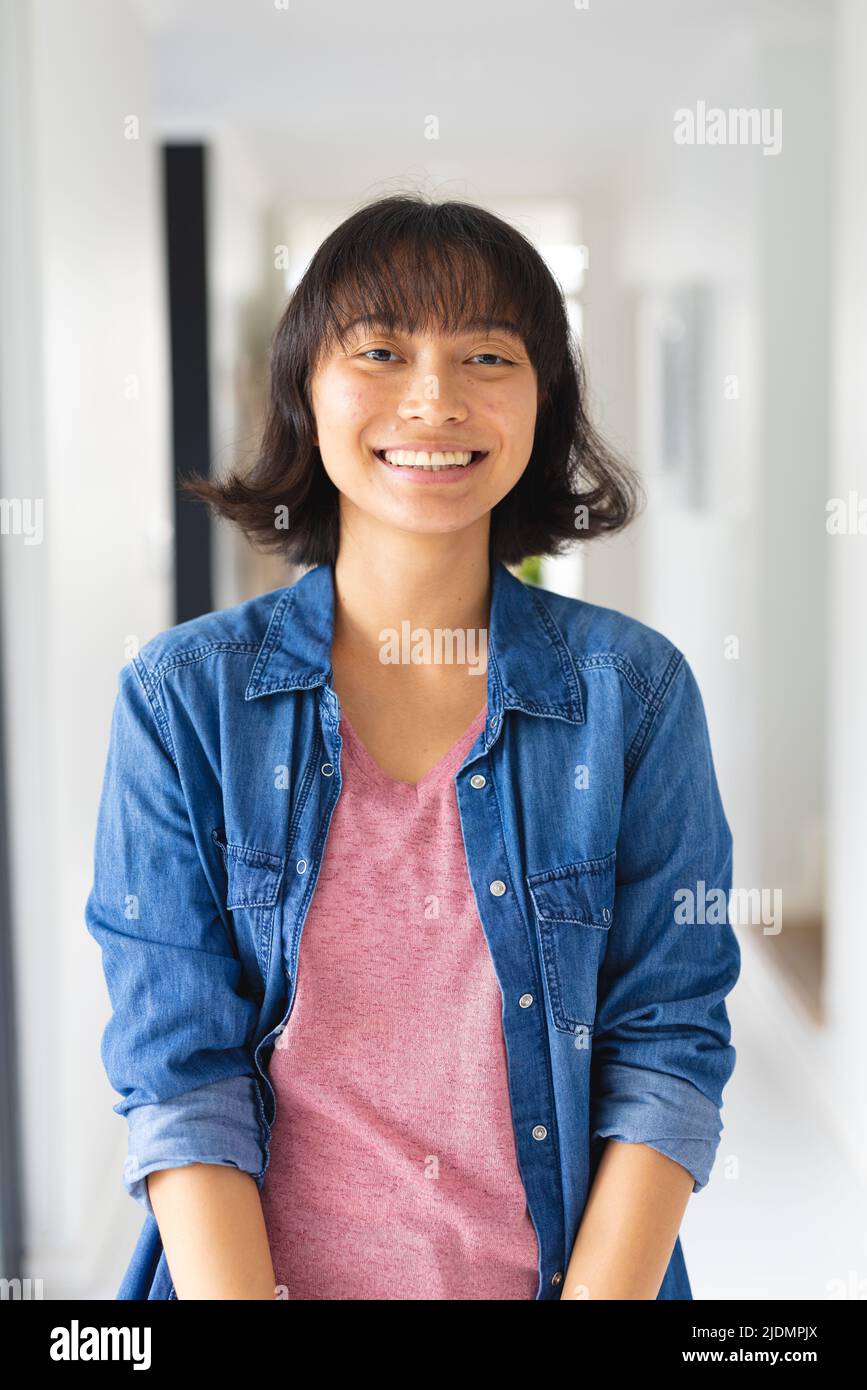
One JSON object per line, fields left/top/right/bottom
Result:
{"left": 337, "top": 383, "right": 381, "bottom": 424}
{"left": 480, "top": 396, "right": 529, "bottom": 445}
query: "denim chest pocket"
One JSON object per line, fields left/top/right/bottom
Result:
{"left": 212, "top": 828, "right": 285, "bottom": 982}
{"left": 526, "top": 850, "right": 615, "bottom": 1036}
{"left": 212, "top": 828, "right": 284, "bottom": 908}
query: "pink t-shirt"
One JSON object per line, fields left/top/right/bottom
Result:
{"left": 259, "top": 703, "right": 540, "bottom": 1300}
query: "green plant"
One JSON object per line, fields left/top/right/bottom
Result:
{"left": 514, "top": 555, "right": 543, "bottom": 586}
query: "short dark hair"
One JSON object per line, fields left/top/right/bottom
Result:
{"left": 180, "top": 193, "right": 644, "bottom": 567}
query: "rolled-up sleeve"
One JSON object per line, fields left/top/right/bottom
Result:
{"left": 85, "top": 658, "right": 268, "bottom": 1218}
{"left": 590, "top": 652, "right": 741, "bottom": 1193}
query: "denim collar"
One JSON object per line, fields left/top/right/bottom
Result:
{"left": 245, "top": 559, "right": 585, "bottom": 745}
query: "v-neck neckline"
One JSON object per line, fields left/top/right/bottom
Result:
{"left": 339, "top": 704, "right": 488, "bottom": 795}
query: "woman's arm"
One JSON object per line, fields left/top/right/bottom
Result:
{"left": 85, "top": 661, "right": 271, "bottom": 1230}
{"left": 588, "top": 654, "right": 740, "bottom": 1196}
{"left": 560, "top": 1140, "right": 694, "bottom": 1300}
{"left": 147, "top": 1165, "right": 277, "bottom": 1299}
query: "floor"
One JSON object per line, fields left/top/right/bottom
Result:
{"left": 680, "top": 965, "right": 866, "bottom": 1300}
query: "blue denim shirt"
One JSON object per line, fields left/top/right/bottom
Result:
{"left": 85, "top": 558, "right": 740, "bottom": 1301}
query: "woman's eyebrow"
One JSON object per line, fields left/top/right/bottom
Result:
{"left": 459, "top": 317, "right": 526, "bottom": 342}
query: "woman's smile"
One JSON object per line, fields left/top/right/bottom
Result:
{"left": 372, "top": 444, "right": 490, "bottom": 483}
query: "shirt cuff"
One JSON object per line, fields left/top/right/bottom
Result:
{"left": 590, "top": 1062, "right": 724, "bottom": 1192}
{"left": 122, "top": 1074, "right": 268, "bottom": 1217}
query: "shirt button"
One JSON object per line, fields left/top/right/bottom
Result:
{"left": 296, "top": 859, "right": 307, "bottom": 874}
{"left": 602, "top": 907, "right": 611, "bottom": 923}
{"left": 532, "top": 1124, "right": 548, "bottom": 1141}
{"left": 551, "top": 1271, "right": 563, "bottom": 1287}
{"left": 321, "top": 763, "right": 334, "bottom": 777}
{"left": 489, "top": 879, "right": 506, "bottom": 896}
{"left": 519, "top": 993, "right": 534, "bottom": 1008}
{"left": 470, "top": 773, "right": 486, "bottom": 788}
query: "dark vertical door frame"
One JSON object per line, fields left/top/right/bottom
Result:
{"left": 163, "top": 144, "right": 213, "bottom": 623}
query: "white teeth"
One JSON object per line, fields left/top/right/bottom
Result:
{"left": 380, "top": 449, "right": 476, "bottom": 470}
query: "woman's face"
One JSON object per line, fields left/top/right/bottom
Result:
{"left": 309, "top": 317, "right": 539, "bottom": 541}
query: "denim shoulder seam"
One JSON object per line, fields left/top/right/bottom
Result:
{"left": 142, "top": 641, "right": 261, "bottom": 689}
{"left": 623, "top": 646, "right": 685, "bottom": 783}
{"left": 573, "top": 652, "right": 659, "bottom": 708}
{"left": 131, "top": 642, "right": 261, "bottom": 765}
{"left": 129, "top": 653, "right": 178, "bottom": 768}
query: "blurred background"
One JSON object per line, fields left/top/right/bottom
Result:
{"left": 0, "top": 0, "right": 864, "bottom": 1300}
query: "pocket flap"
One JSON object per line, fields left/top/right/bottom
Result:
{"left": 527, "top": 851, "right": 615, "bottom": 929}
{"left": 212, "top": 828, "right": 284, "bottom": 910}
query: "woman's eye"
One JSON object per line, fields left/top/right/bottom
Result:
{"left": 358, "top": 348, "right": 515, "bottom": 365}
{"left": 358, "top": 347, "right": 515, "bottom": 366}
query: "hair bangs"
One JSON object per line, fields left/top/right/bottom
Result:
{"left": 179, "top": 192, "right": 643, "bottom": 568}
{"left": 304, "top": 203, "right": 562, "bottom": 391}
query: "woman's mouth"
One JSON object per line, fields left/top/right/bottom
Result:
{"left": 373, "top": 447, "right": 488, "bottom": 478}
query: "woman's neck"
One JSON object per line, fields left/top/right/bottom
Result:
{"left": 331, "top": 519, "right": 493, "bottom": 664}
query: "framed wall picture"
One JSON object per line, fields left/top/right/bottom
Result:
{"left": 649, "top": 284, "right": 711, "bottom": 510}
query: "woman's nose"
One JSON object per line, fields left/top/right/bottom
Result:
{"left": 397, "top": 364, "right": 469, "bottom": 424}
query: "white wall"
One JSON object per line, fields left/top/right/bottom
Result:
{"left": 588, "top": 7, "right": 867, "bottom": 1194}
{"left": 0, "top": 0, "right": 171, "bottom": 1295}
{"left": 756, "top": 32, "right": 832, "bottom": 926}
{"left": 575, "top": 195, "right": 643, "bottom": 619}
{"left": 588, "top": 155, "right": 763, "bottom": 898}
{"left": 587, "top": 24, "right": 832, "bottom": 924}
{"left": 202, "top": 128, "right": 283, "bottom": 609}
{"left": 825, "top": 0, "right": 867, "bottom": 1180}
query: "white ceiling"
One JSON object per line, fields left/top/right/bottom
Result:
{"left": 132, "top": 0, "right": 832, "bottom": 200}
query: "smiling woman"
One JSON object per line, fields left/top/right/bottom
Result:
{"left": 88, "top": 191, "right": 739, "bottom": 1303}
{"left": 179, "top": 193, "right": 642, "bottom": 564}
